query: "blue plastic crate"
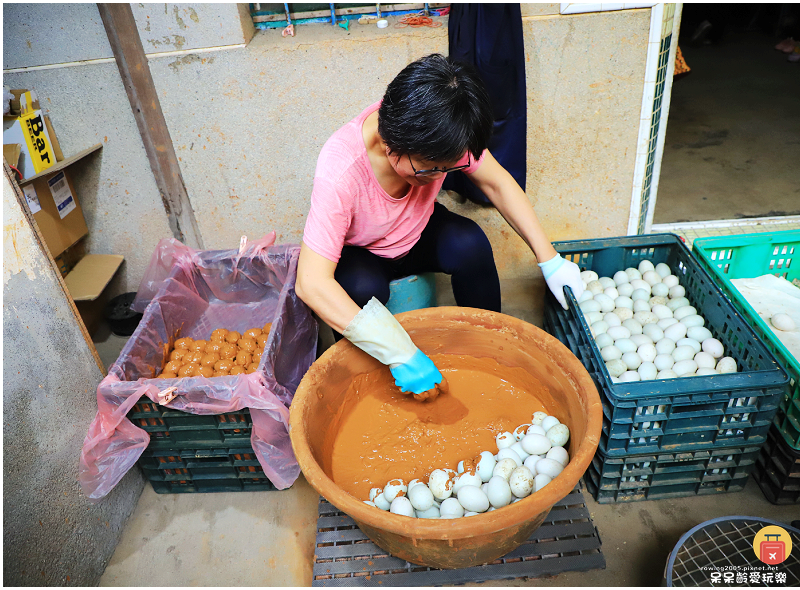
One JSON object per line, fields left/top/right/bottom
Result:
{"left": 543, "top": 234, "right": 789, "bottom": 457}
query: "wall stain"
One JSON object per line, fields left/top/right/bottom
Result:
{"left": 168, "top": 53, "right": 210, "bottom": 73}
{"left": 188, "top": 7, "right": 199, "bottom": 23}
{"left": 173, "top": 5, "right": 186, "bottom": 29}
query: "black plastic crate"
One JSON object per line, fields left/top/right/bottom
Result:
{"left": 753, "top": 427, "right": 800, "bottom": 505}
{"left": 140, "top": 447, "right": 276, "bottom": 494}
{"left": 584, "top": 445, "right": 760, "bottom": 503}
{"left": 543, "top": 234, "right": 789, "bottom": 457}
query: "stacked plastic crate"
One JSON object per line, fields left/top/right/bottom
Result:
{"left": 543, "top": 234, "right": 790, "bottom": 503}
{"left": 694, "top": 230, "right": 800, "bottom": 505}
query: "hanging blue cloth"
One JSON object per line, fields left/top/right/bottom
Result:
{"left": 443, "top": 3, "right": 527, "bottom": 205}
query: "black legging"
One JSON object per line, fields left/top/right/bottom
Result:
{"left": 334, "top": 202, "right": 501, "bottom": 321}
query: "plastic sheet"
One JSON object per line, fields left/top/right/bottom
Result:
{"left": 80, "top": 236, "right": 318, "bottom": 500}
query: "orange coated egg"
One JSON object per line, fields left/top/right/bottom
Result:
{"left": 191, "top": 340, "right": 208, "bottom": 352}
{"left": 246, "top": 362, "right": 259, "bottom": 374}
{"left": 185, "top": 351, "right": 204, "bottom": 365}
{"left": 225, "top": 331, "right": 241, "bottom": 344}
{"left": 196, "top": 365, "right": 214, "bottom": 378}
{"left": 158, "top": 372, "right": 177, "bottom": 379}
{"left": 165, "top": 360, "right": 182, "bottom": 374}
{"left": 252, "top": 349, "right": 263, "bottom": 364}
{"left": 175, "top": 337, "right": 194, "bottom": 350}
{"left": 213, "top": 370, "right": 229, "bottom": 377}
{"left": 169, "top": 348, "right": 187, "bottom": 362}
{"left": 229, "top": 365, "right": 245, "bottom": 375}
{"left": 220, "top": 343, "right": 237, "bottom": 360}
{"left": 206, "top": 341, "right": 223, "bottom": 354}
{"left": 237, "top": 337, "right": 256, "bottom": 352}
{"left": 234, "top": 351, "right": 252, "bottom": 366}
{"left": 178, "top": 364, "right": 198, "bottom": 377}
{"left": 201, "top": 353, "right": 220, "bottom": 367}
{"left": 210, "top": 328, "right": 228, "bottom": 342}
{"left": 262, "top": 322, "right": 272, "bottom": 333}
{"left": 256, "top": 334, "right": 269, "bottom": 348}
{"left": 244, "top": 327, "right": 262, "bottom": 339}
{"left": 214, "top": 359, "right": 234, "bottom": 372}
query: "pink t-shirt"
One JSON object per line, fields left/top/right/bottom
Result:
{"left": 303, "top": 102, "right": 484, "bottom": 262}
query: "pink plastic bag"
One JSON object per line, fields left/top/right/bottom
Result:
{"left": 79, "top": 236, "right": 318, "bottom": 500}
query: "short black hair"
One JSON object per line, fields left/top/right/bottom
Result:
{"left": 378, "top": 53, "right": 493, "bottom": 163}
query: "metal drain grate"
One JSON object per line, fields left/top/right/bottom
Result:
{"left": 312, "top": 486, "right": 605, "bottom": 586}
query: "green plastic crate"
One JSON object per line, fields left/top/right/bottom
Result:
{"left": 693, "top": 230, "right": 800, "bottom": 450}
{"left": 543, "top": 234, "right": 790, "bottom": 457}
{"left": 752, "top": 426, "right": 800, "bottom": 505}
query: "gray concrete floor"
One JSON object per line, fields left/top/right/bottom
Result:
{"left": 655, "top": 31, "right": 800, "bottom": 223}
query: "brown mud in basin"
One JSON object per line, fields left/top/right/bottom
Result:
{"left": 290, "top": 307, "right": 602, "bottom": 569}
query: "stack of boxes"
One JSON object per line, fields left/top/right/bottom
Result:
{"left": 543, "top": 234, "right": 790, "bottom": 503}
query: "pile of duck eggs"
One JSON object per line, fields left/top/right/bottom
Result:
{"left": 363, "top": 412, "right": 571, "bottom": 519}
{"left": 157, "top": 323, "right": 272, "bottom": 379}
{"left": 577, "top": 260, "right": 738, "bottom": 382}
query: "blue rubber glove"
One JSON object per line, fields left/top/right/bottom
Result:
{"left": 539, "top": 253, "right": 585, "bottom": 310}
{"left": 343, "top": 297, "right": 443, "bottom": 396}
{"left": 389, "top": 349, "right": 443, "bottom": 395}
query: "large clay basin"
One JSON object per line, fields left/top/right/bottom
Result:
{"left": 290, "top": 307, "right": 602, "bottom": 570}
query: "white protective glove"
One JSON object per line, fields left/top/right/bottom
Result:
{"left": 539, "top": 253, "right": 585, "bottom": 310}
{"left": 343, "top": 297, "right": 443, "bottom": 395}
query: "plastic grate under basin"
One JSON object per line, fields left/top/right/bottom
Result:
{"left": 665, "top": 517, "right": 800, "bottom": 587}
{"left": 312, "top": 486, "right": 604, "bottom": 586}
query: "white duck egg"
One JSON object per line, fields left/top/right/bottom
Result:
{"left": 509, "top": 466, "right": 535, "bottom": 498}
{"left": 606, "top": 359, "right": 627, "bottom": 378}
{"left": 673, "top": 306, "right": 698, "bottom": 321}
{"left": 523, "top": 455, "right": 543, "bottom": 473}
{"left": 579, "top": 300, "right": 602, "bottom": 314}
{"left": 585, "top": 311, "right": 603, "bottom": 325}
{"left": 580, "top": 270, "right": 599, "bottom": 283}
{"left": 598, "top": 276, "right": 616, "bottom": 289}
{"left": 649, "top": 295, "right": 669, "bottom": 307}
{"left": 428, "top": 469, "right": 455, "bottom": 500}
{"left": 591, "top": 320, "right": 610, "bottom": 336}
{"left": 613, "top": 270, "right": 630, "bottom": 285}
{"left": 667, "top": 297, "right": 690, "bottom": 311}
{"left": 595, "top": 333, "right": 614, "bottom": 349}
{"left": 492, "top": 458, "right": 519, "bottom": 480}
{"left": 615, "top": 338, "right": 637, "bottom": 354}
{"left": 694, "top": 351, "right": 717, "bottom": 370}
{"left": 771, "top": 313, "right": 796, "bottom": 332}
{"left": 477, "top": 451, "right": 497, "bottom": 482}
{"left": 541, "top": 416, "right": 561, "bottom": 432}
{"left": 594, "top": 294, "right": 616, "bottom": 313}
{"left": 633, "top": 311, "right": 659, "bottom": 326}
{"left": 669, "top": 285, "right": 686, "bottom": 299}
{"left": 408, "top": 479, "right": 424, "bottom": 490}
{"left": 586, "top": 280, "right": 604, "bottom": 295}
{"left": 613, "top": 307, "right": 634, "bottom": 321}
{"left": 654, "top": 354, "right": 675, "bottom": 371}
{"left": 533, "top": 458, "right": 564, "bottom": 480}
{"left": 457, "top": 486, "right": 490, "bottom": 512}
{"left": 657, "top": 369, "right": 678, "bottom": 379}
{"left": 531, "top": 411, "right": 548, "bottom": 425}
{"left": 604, "top": 312, "right": 622, "bottom": 328}
{"left": 672, "top": 345, "right": 696, "bottom": 362}
{"left": 716, "top": 356, "right": 737, "bottom": 373}
{"left": 657, "top": 318, "right": 679, "bottom": 330}
{"left": 638, "top": 362, "right": 658, "bottom": 381}
{"left": 374, "top": 493, "right": 391, "bottom": 510}
{"left": 510, "top": 441, "right": 530, "bottom": 462}
{"left": 664, "top": 322, "right": 688, "bottom": 342}
{"left": 578, "top": 289, "right": 595, "bottom": 303}
{"left": 364, "top": 500, "right": 377, "bottom": 507}
{"left": 655, "top": 338, "right": 677, "bottom": 355}
{"left": 630, "top": 334, "right": 654, "bottom": 347}
{"left": 416, "top": 505, "right": 441, "bottom": 519}
{"left": 617, "top": 283, "right": 635, "bottom": 298}
{"left": 702, "top": 338, "right": 724, "bottom": 359}
{"left": 369, "top": 488, "right": 382, "bottom": 502}
{"left": 625, "top": 268, "right": 642, "bottom": 281}
{"left": 527, "top": 424, "right": 547, "bottom": 436}
{"left": 620, "top": 371, "right": 641, "bottom": 382}
{"left": 521, "top": 433, "right": 552, "bottom": 456}
{"left": 439, "top": 498, "right": 464, "bottom": 519}
{"left": 496, "top": 431, "right": 515, "bottom": 450}
{"left": 655, "top": 263, "right": 672, "bottom": 278}
{"left": 673, "top": 359, "right": 698, "bottom": 377}
{"left": 615, "top": 296, "right": 634, "bottom": 310}
{"left": 486, "top": 476, "right": 512, "bottom": 508}
{"left": 546, "top": 424, "right": 570, "bottom": 447}
{"left": 633, "top": 299, "right": 652, "bottom": 313}
{"left": 662, "top": 274, "right": 680, "bottom": 288}
{"left": 643, "top": 324, "right": 665, "bottom": 342}
{"left": 601, "top": 345, "right": 622, "bottom": 361}
{"left": 643, "top": 270, "right": 662, "bottom": 286}
{"left": 408, "top": 484, "right": 435, "bottom": 511}
{"left": 496, "top": 448, "right": 522, "bottom": 468}
{"left": 630, "top": 279, "right": 652, "bottom": 294}
{"left": 383, "top": 479, "right": 408, "bottom": 503}
{"left": 622, "top": 351, "right": 642, "bottom": 370}
{"left": 638, "top": 260, "right": 656, "bottom": 273}
{"left": 682, "top": 314, "right": 705, "bottom": 328}
{"left": 686, "top": 328, "right": 713, "bottom": 347}
{"left": 696, "top": 368, "right": 718, "bottom": 376}
{"left": 651, "top": 304, "right": 673, "bottom": 320}
{"left": 513, "top": 424, "right": 531, "bottom": 441}
{"left": 456, "top": 462, "right": 465, "bottom": 474}
{"left": 534, "top": 474, "right": 553, "bottom": 492}
{"left": 546, "top": 447, "right": 570, "bottom": 467}
{"left": 631, "top": 289, "right": 651, "bottom": 302}
{"left": 390, "top": 496, "right": 416, "bottom": 517}
{"left": 637, "top": 343, "right": 657, "bottom": 363}
{"left": 623, "top": 319, "right": 644, "bottom": 335}
{"left": 677, "top": 338, "right": 701, "bottom": 354}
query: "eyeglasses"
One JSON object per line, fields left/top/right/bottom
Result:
{"left": 407, "top": 153, "right": 471, "bottom": 177}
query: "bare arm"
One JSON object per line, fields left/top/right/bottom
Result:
{"left": 466, "top": 150, "right": 558, "bottom": 263}
{"left": 296, "top": 242, "right": 362, "bottom": 334}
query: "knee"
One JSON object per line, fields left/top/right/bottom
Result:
{"left": 441, "top": 219, "right": 495, "bottom": 271}
{"left": 335, "top": 269, "right": 390, "bottom": 308}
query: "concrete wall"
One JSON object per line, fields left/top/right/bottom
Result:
{"left": 4, "top": 3, "right": 649, "bottom": 292}
{"left": 3, "top": 171, "right": 145, "bottom": 586}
